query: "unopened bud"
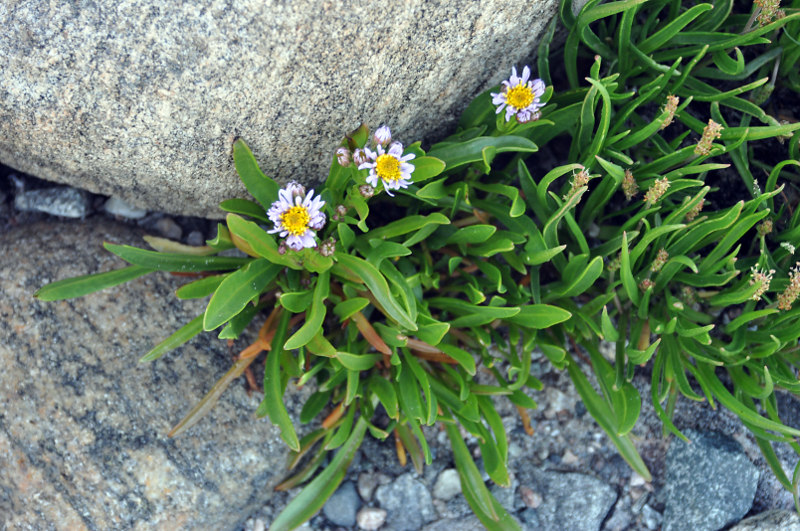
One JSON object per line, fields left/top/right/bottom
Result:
{"left": 335, "top": 147, "right": 351, "bottom": 166}
{"left": 278, "top": 241, "right": 288, "bottom": 255}
{"left": 373, "top": 125, "right": 392, "bottom": 147}
{"left": 285, "top": 181, "right": 306, "bottom": 199}
{"left": 359, "top": 184, "right": 375, "bottom": 198}
{"left": 757, "top": 219, "right": 773, "bottom": 237}
{"left": 639, "top": 279, "right": 654, "bottom": 292}
{"left": 353, "top": 148, "right": 368, "bottom": 166}
{"left": 319, "top": 238, "right": 336, "bottom": 257}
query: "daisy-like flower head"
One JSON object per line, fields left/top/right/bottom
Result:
{"left": 358, "top": 142, "right": 415, "bottom": 197}
{"left": 267, "top": 185, "right": 326, "bottom": 251}
{"left": 491, "top": 66, "right": 546, "bottom": 123}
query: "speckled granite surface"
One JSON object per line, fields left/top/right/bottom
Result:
{"left": 0, "top": 219, "right": 293, "bottom": 530}
{"left": 0, "top": 0, "right": 558, "bottom": 218}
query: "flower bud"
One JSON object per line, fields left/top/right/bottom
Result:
{"left": 353, "top": 148, "right": 368, "bottom": 166}
{"left": 285, "top": 181, "right": 306, "bottom": 199}
{"left": 373, "top": 125, "right": 392, "bottom": 147}
{"left": 335, "top": 147, "right": 351, "bottom": 167}
{"left": 359, "top": 184, "right": 375, "bottom": 198}
{"left": 644, "top": 177, "right": 670, "bottom": 207}
{"left": 622, "top": 169, "right": 639, "bottom": 201}
{"left": 320, "top": 238, "right": 336, "bottom": 257}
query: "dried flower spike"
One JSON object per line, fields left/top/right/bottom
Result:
{"left": 644, "top": 177, "right": 670, "bottom": 207}
{"left": 651, "top": 249, "right": 669, "bottom": 273}
{"left": 754, "top": 0, "right": 784, "bottom": 26}
{"left": 749, "top": 266, "right": 775, "bottom": 302}
{"left": 491, "top": 66, "right": 547, "bottom": 123}
{"left": 777, "top": 262, "right": 800, "bottom": 310}
{"left": 660, "top": 95, "right": 679, "bottom": 130}
{"left": 563, "top": 167, "right": 590, "bottom": 201}
{"left": 622, "top": 169, "right": 639, "bottom": 201}
{"left": 757, "top": 219, "right": 773, "bottom": 237}
{"left": 694, "top": 119, "right": 723, "bottom": 156}
{"left": 685, "top": 198, "right": 704, "bottom": 222}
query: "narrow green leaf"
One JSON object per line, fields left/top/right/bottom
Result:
{"left": 270, "top": 418, "right": 367, "bottom": 531}
{"left": 203, "top": 259, "right": 280, "bottom": 331}
{"left": 140, "top": 314, "right": 204, "bottom": 362}
{"left": 233, "top": 138, "right": 279, "bottom": 209}
{"left": 175, "top": 274, "right": 228, "bottom": 300}
{"left": 285, "top": 271, "right": 330, "bottom": 350}
{"left": 335, "top": 351, "right": 382, "bottom": 371}
{"left": 219, "top": 198, "right": 270, "bottom": 222}
{"left": 257, "top": 310, "right": 301, "bottom": 451}
{"left": 35, "top": 265, "right": 151, "bottom": 301}
{"left": 104, "top": 243, "right": 250, "bottom": 272}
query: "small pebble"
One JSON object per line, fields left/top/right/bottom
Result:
{"left": 630, "top": 472, "right": 647, "bottom": 487}
{"left": 155, "top": 216, "right": 183, "bottom": 240}
{"left": 103, "top": 196, "right": 147, "bottom": 219}
{"left": 562, "top": 450, "right": 579, "bottom": 465}
{"left": 322, "top": 481, "right": 360, "bottom": 527}
{"left": 186, "top": 230, "right": 205, "bottom": 247}
{"left": 358, "top": 472, "right": 380, "bottom": 502}
{"left": 432, "top": 469, "right": 461, "bottom": 501}
{"left": 520, "top": 486, "right": 542, "bottom": 508}
{"left": 357, "top": 507, "right": 387, "bottom": 530}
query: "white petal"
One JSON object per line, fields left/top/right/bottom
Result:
{"left": 495, "top": 102, "right": 506, "bottom": 115}
{"left": 491, "top": 93, "right": 506, "bottom": 105}
{"left": 301, "top": 232, "right": 317, "bottom": 248}
{"left": 358, "top": 162, "right": 375, "bottom": 171}
{"left": 531, "top": 79, "right": 546, "bottom": 96}
{"left": 521, "top": 66, "right": 530, "bottom": 83}
{"left": 509, "top": 66, "right": 518, "bottom": 86}
{"left": 366, "top": 174, "right": 378, "bottom": 187}
{"left": 400, "top": 153, "right": 416, "bottom": 162}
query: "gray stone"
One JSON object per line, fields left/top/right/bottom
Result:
{"left": 104, "top": 196, "right": 148, "bottom": 219}
{"left": 0, "top": 0, "right": 559, "bottom": 218}
{"left": 522, "top": 470, "right": 617, "bottom": 531}
{"left": 422, "top": 515, "right": 484, "bottom": 531}
{"left": 155, "top": 216, "right": 183, "bottom": 241}
{"left": 730, "top": 509, "right": 800, "bottom": 530}
{"left": 663, "top": 430, "right": 759, "bottom": 531}
{"left": 375, "top": 473, "right": 436, "bottom": 531}
{"left": 323, "top": 481, "right": 360, "bottom": 527}
{"left": 186, "top": 230, "right": 206, "bottom": 247}
{"left": 357, "top": 507, "right": 388, "bottom": 531}
{"left": 641, "top": 504, "right": 663, "bottom": 530}
{"left": 0, "top": 219, "right": 293, "bottom": 530}
{"left": 14, "top": 186, "right": 90, "bottom": 218}
{"left": 432, "top": 469, "right": 461, "bottom": 501}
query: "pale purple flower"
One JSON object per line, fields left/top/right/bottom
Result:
{"left": 358, "top": 142, "right": 415, "bottom": 197}
{"left": 267, "top": 185, "right": 326, "bottom": 251}
{"left": 491, "top": 66, "right": 546, "bottom": 123}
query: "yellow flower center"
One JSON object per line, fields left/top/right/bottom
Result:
{"left": 280, "top": 205, "right": 310, "bottom": 236}
{"left": 506, "top": 83, "right": 534, "bottom": 110}
{"left": 376, "top": 153, "right": 402, "bottom": 183}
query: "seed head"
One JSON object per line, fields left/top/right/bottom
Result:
{"left": 749, "top": 266, "right": 775, "bottom": 301}
{"left": 694, "top": 119, "right": 723, "bottom": 156}
{"left": 754, "top": 0, "right": 784, "bottom": 26}
{"left": 563, "top": 167, "right": 591, "bottom": 201}
{"left": 660, "top": 95, "right": 679, "bottom": 130}
{"left": 651, "top": 249, "right": 669, "bottom": 273}
{"left": 777, "top": 262, "right": 800, "bottom": 311}
{"left": 622, "top": 169, "right": 639, "bottom": 201}
{"left": 686, "top": 198, "right": 704, "bottom": 222}
{"left": 320, "top": 238, "right": 336, "bottom": 257}
{"left": 644, "top": 177, "right": 670, "bottom": 207}
{"left": 757, "top": 219, "right": 773, "bottom": 237}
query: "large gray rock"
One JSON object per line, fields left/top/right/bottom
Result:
{"left": 375, "top": 473, "right": 436, "bottom": 531}
{"left": 0, "top": 219, "right": 294, "bottom": 529}
{"left": 663, "top": 430, "right": 760, "bottom": 531}
{"left": 0, "top": 0, "right": 559, "bottom": 218}
{"left": 520, "top": 470, "right": 617, "bottom": 531}
{"left": 730, "top": 509, "right": 800, "bottom": 531}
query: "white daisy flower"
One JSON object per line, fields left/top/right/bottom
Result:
{"left": 491, "top": 66, "right": 546, "bottom": 123}
{"left": 358, "top": 142, "right": 415, "bottom": 197}
{"left": 267, "top": 186, "right": 326, "bottom": 251}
